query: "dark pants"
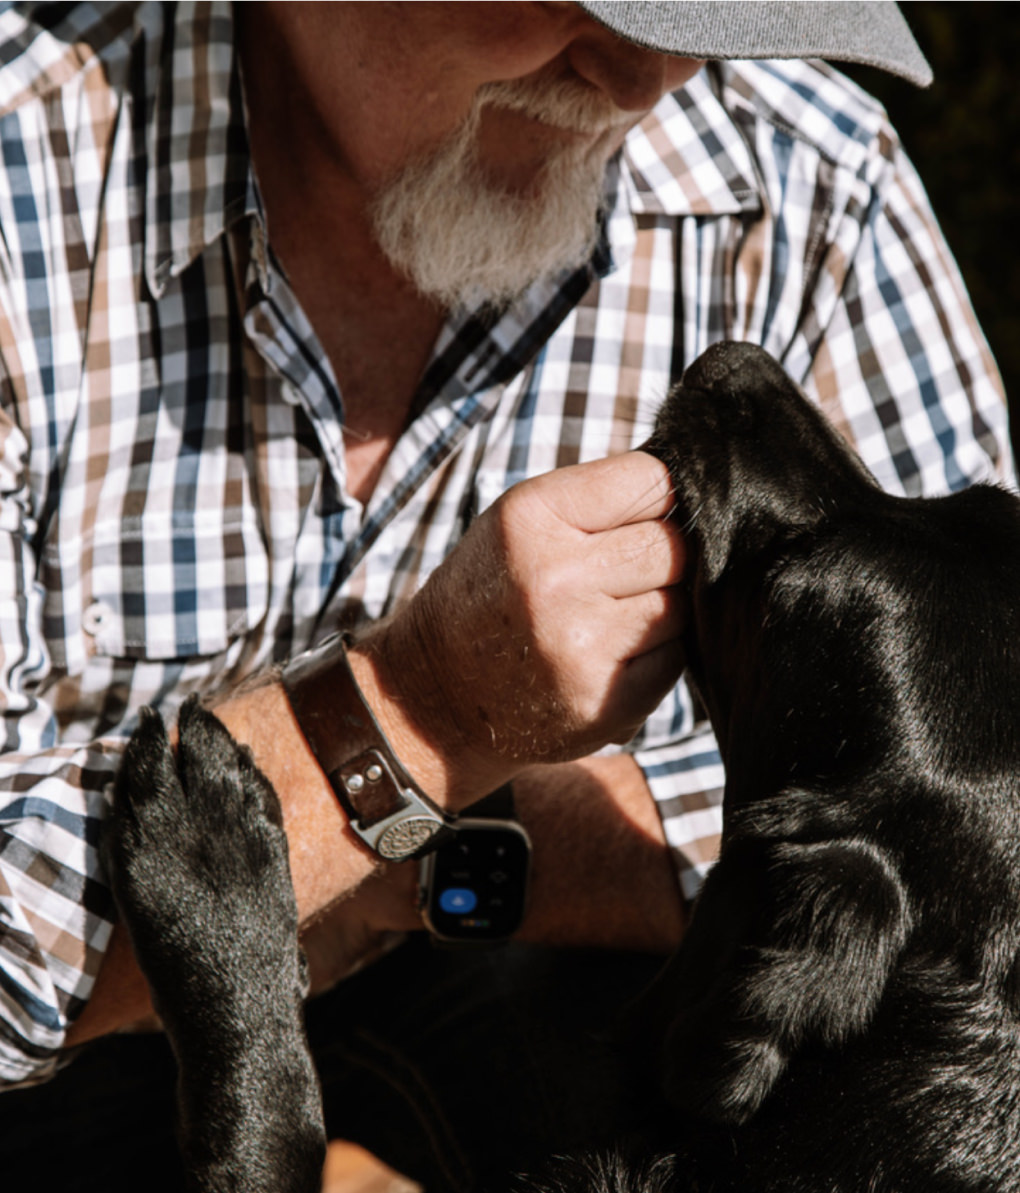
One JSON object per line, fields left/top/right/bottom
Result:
{"left": 0, "top": 939, "right": 669, "bottom": 1192}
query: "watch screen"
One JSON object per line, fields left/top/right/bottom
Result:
{"left": 425, "top": 822, "right": 530, "bottom": 942}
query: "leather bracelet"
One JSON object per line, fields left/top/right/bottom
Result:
{"left": 281, "top": 631, "right": 457, "bottom": 861}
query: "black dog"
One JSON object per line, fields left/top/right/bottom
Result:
{"left": 631, "top": 340, "right": 1020, "bottom": 1191}
{"left": 103, "top": 340, "right": 1020, "bottom": 1191}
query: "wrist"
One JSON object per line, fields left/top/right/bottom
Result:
{"left": 299, "top": 859, "right": 425, "bottom": 996}
{"left": 348, "top": 619, "right": 513, "bottom": 811}
{"left": 209, "top": 678, "right": 378, "bottom": 919}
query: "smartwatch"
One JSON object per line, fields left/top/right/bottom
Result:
{"left": 418, "top": 787, "right": 531, "bottom": 946}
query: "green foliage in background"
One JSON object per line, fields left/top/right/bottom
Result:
{"left": 841, "top": 2, "right": 1020, "bottom": 457}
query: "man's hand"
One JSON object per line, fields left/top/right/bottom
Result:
{"left": 354, "top": 450, "right": 685, "bottom": 807}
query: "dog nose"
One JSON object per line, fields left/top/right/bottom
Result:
{"left": 681, "top": 341, "right": 782, "bottom": 394}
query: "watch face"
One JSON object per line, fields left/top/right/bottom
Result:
{"left": 422, "top": 820, "right": 530, "bottom": 943}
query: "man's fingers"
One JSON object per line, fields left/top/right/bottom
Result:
{"left": 590, "top": 518, "right": 686, "bottom": 598}
{"left": 406, "top": 447, "right": 686, "bottom": 774}
{"left": 533, "top": 451, "right": 676, "bottom": 532}
{"left": 606, "top": 637, "right": 688, "bottom": 742}
{"left": 600, "top": 587, "right": 685, "bottom": 664}
{"left": 559, "top": 586, "right": 683, "bottom": 682}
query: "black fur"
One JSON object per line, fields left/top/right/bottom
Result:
{"left": 632, "top": 340, "right": 1020, "bottom": 1190}
{"left": 515, "top": 1147, "right": 681, "bottom": 1193}
{"left": 101, "top": 697, "right": 325, "bottom": 1192}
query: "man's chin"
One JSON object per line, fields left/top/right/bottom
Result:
{"left": 372, "top": 168, "right": 607, "bottom": 313}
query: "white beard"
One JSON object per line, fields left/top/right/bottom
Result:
{"left": 370, "top": 71, "right": 634, "bottom": 312}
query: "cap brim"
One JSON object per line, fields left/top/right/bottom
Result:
{"left": 576, "top": 2, "right": 933, "bottom": 87}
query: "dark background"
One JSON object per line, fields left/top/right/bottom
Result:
{"left": 841, "top": 2, "right": 1020, "bottom": 459}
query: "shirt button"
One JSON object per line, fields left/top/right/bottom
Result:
{"left": 82, "top": 601, "right": 112, "bottom": 637}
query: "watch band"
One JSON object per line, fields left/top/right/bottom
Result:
{"left": 461, "top": 783, "right": 516, "bottom": 820}
{"left": 281, "top": 632, "right": 457, "bottom": 861}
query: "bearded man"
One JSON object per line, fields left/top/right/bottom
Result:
{"left": 0, "top": 3, "right": 1010, "bottom": 1190}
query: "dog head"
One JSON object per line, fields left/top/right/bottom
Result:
{"left": 644, "top": 340, "right": 1020, "bottom": 809}
{"left": 644, "top": 340, "right": 877, "bottom": 585}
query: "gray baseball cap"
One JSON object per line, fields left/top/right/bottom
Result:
{"left": 576, "top": 2, "right": 932, "bottom": 87}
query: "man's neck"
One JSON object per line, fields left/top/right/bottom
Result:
{"left": 236, "top": 4, "right": 445, "bottom": 506}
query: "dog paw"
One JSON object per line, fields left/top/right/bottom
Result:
{"left": 102, "top": 696, "right": 305, "bottom": 1032}
{"left": 103, "top": 697, "right": 326, "bottom": 1189}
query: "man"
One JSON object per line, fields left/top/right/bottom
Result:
{"left": 0, "top": 0, "right": 1011, "bottom": 1186}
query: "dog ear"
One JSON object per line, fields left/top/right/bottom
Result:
{"left": 655, "top": 827, "right": 912, "bottom": 1125}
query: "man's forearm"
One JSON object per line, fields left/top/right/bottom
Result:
{"left": 220, "top": 665, "right": 688, "bottom": 956}
{"left": 514, "top": 752, "right": 687, "bottom": 953}
{"left": 67, "top": 672, "right": 685, "bottom": 1048}
{"left": 298, "top": 752, "right": 688, "bottom": 996}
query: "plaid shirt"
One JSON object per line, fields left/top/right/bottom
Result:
{"left": 0, "top": 1, "right": 1011, "bottom": 1086}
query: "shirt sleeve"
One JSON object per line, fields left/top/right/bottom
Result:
{"left": 799, "top": 135, "right": 1014, "bottom": 496}
{"left": 0, "top": 399, "right": 122, "bottom": 1088}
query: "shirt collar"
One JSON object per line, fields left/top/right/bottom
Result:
{"left": 143, "top": 1, "right": 254, "bottom": 298}
{"left": 620, "top": 65, "right": 762, "bottom": 220}
{"left": 0, "top": 2, "right": 252, "bottom": 298}
{"left": 0, "top": 1, "right": 137, "bottom": 116}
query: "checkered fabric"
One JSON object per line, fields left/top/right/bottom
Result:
{"left": 0, "top": 2, "right": 1011, "bottom": 1086}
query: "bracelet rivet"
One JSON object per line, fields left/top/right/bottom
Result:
{"left": 345, "top": 773, "right": 365, "bottom": 793}
{"left": 366, "top": 763, "right": 383, "bottom": 783}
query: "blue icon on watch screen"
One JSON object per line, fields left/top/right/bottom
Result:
{"left": 439, "top": 887, "right": 478, "bottom": 914}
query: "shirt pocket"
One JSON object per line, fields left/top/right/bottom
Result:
{"left": 42, "top": 510, "right": 270, "bottom": 670}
